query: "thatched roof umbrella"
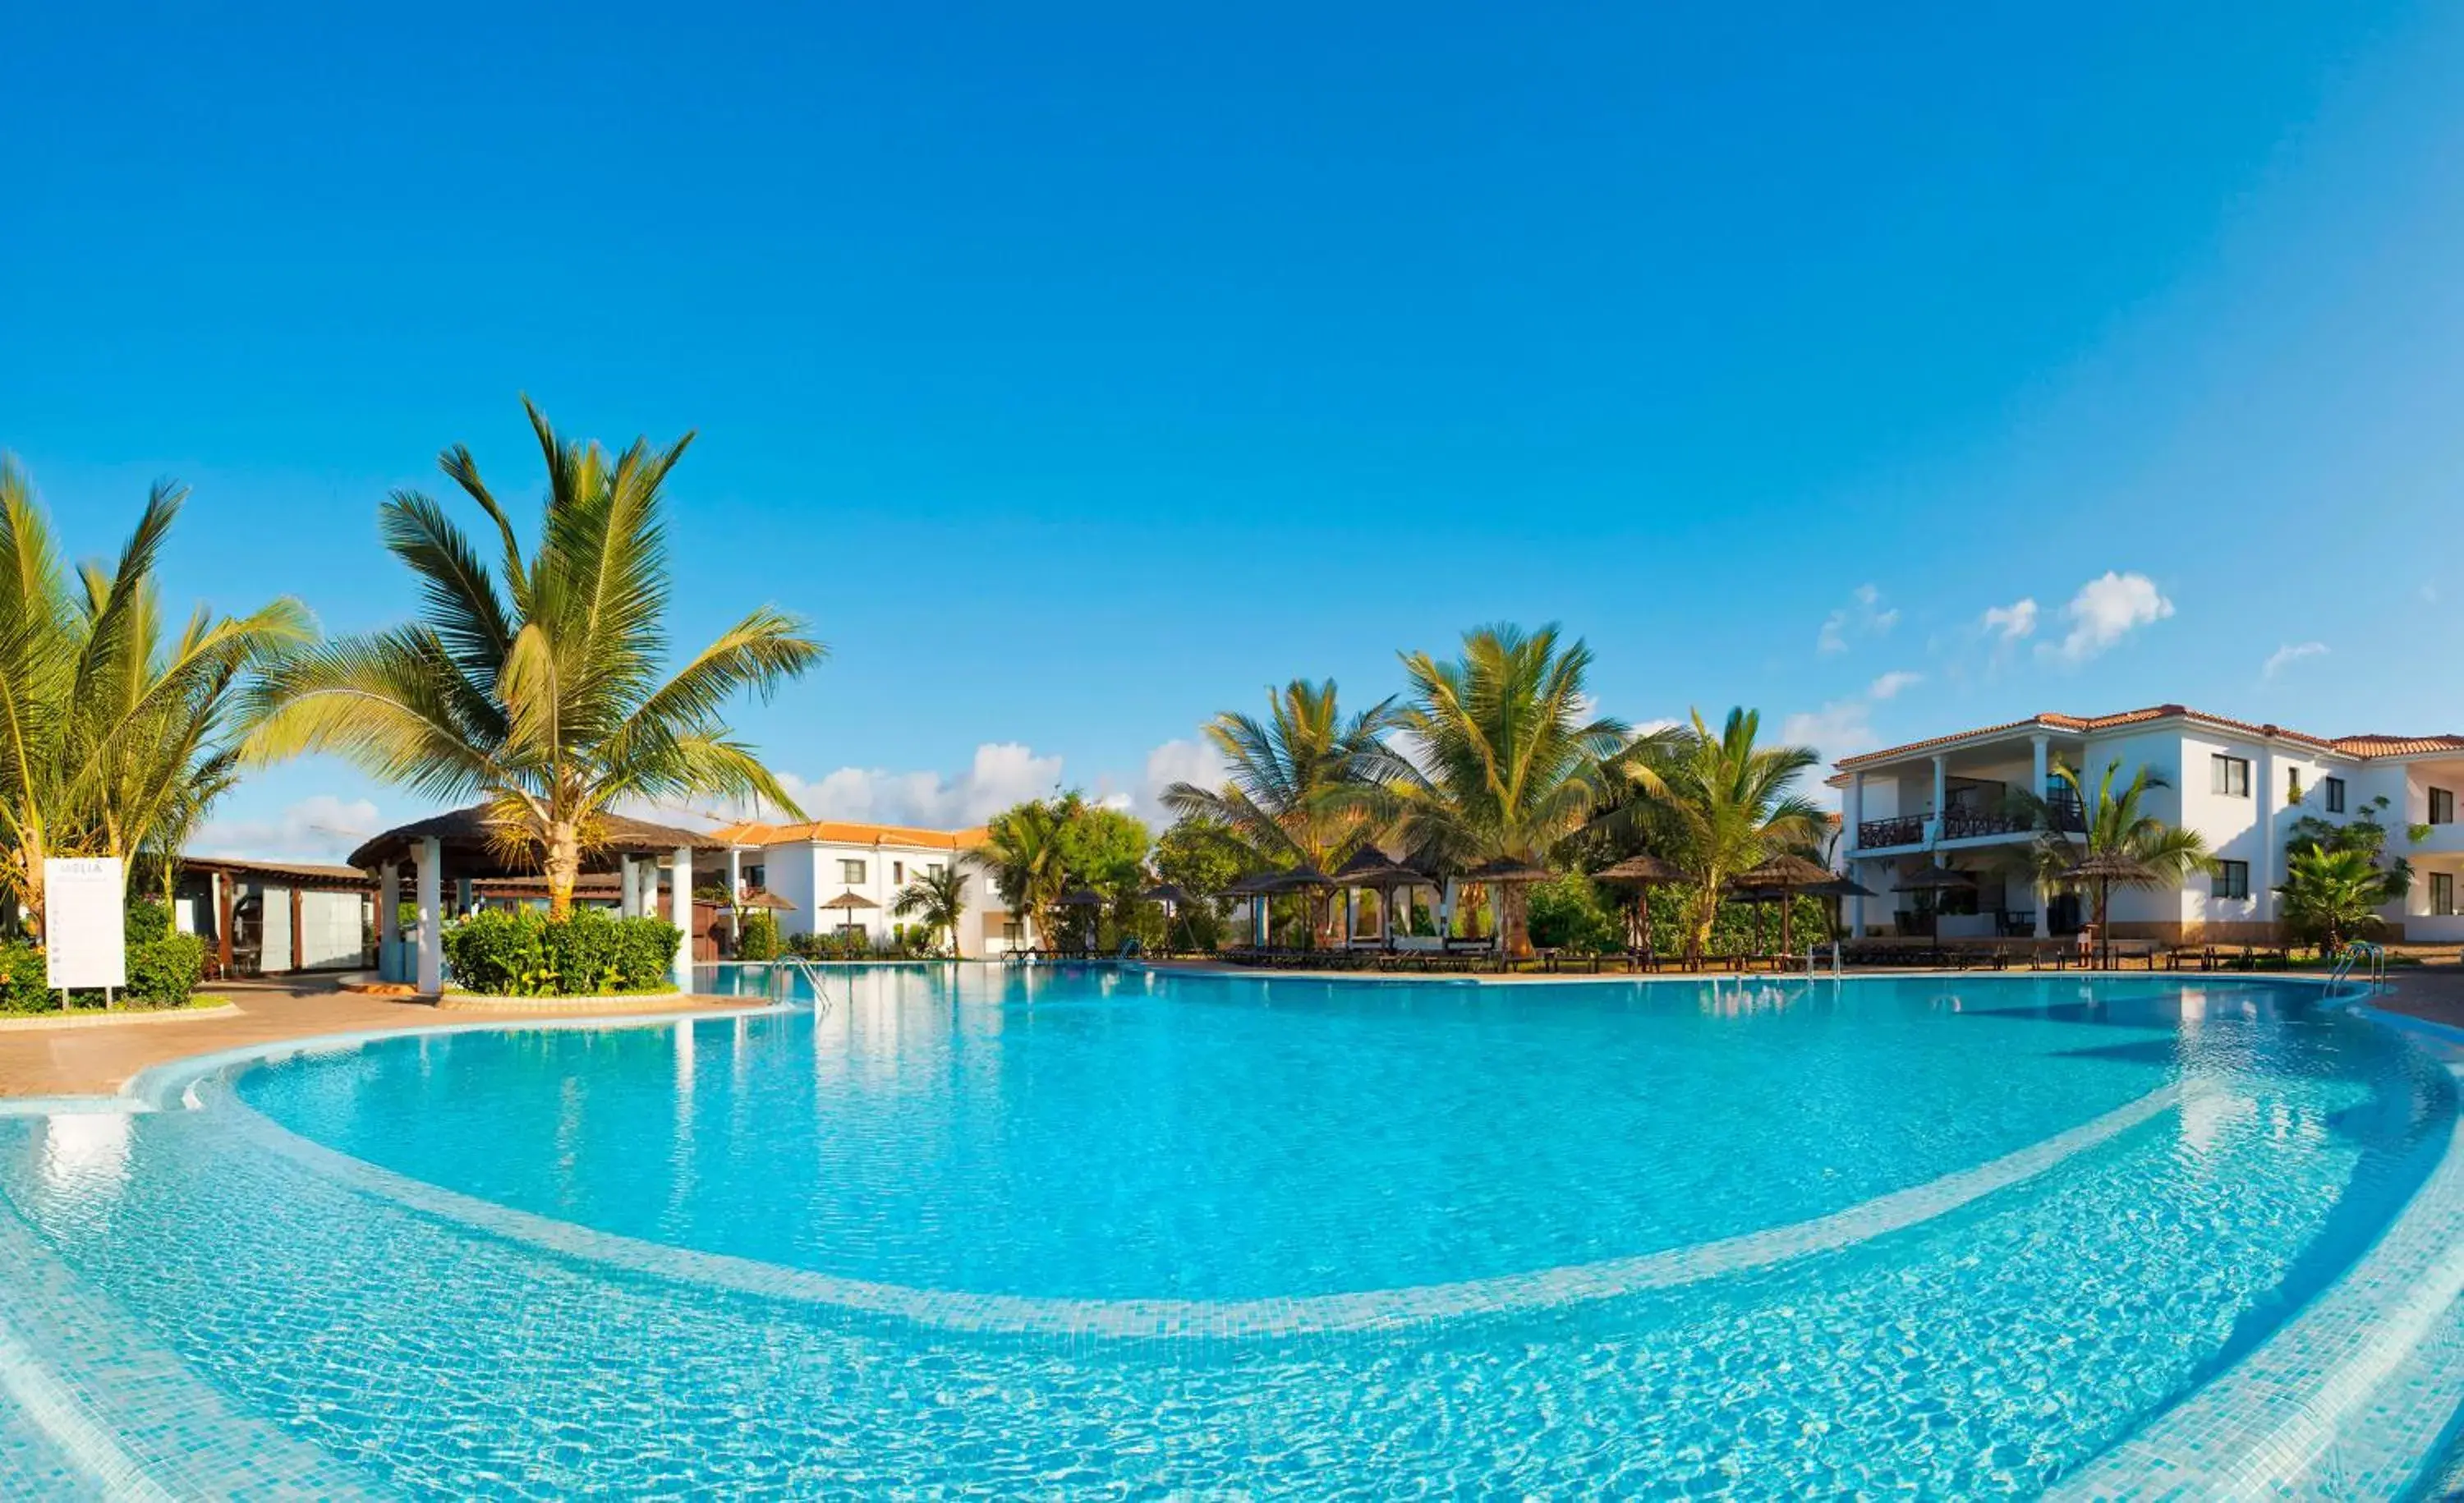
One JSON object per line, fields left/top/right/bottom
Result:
{"left": 2062, "top": 852, "right": 2150, "bottom": 968}
{"left": 1731, "top": 853, "right": 1835, "bottom": 954}
{"left": 1225, "top": 866, "right": 1334, "bottom": 946}
{"left": 1142, "top": 882, "right": 1195, "bottom": 951}
{"left": 1595, "top": 853, "right": 1684, "bottom": 957}
{"left": 1462, "top": 856, "right": 1553, "bottom": 956}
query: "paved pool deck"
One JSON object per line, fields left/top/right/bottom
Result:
{"left": 0, "top": 977, "right": 753, "bottom": 1100}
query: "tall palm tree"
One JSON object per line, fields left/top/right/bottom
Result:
{"left": 1387, "top": 624, "right": 1630, "bottom": 956}
{"left": 0, "top": 460, "right": 311, "bottom": 935}
{"left": 970, "top": 798, "right": 1069, "bottom": 949}
{"left": 1625, "top": 708, "right": 1825, "bottom": 966}
{"left": 1161, "top": 680, "right": 1401, "bottom": 943}
{"left": 2002, "top": 760, "right": 2212, "bottom": 957}
{"left": 892, "top": 864, "right": 970, "bottom": 958}
{"left": 242, "top": 401, "right": 824, "bottom": 917}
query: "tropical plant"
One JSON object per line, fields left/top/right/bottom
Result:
{"left": 2275, "top": 845, "right": 2390, "bottom": 951}
{"left": 737, "top": 907, "right": 781, "bottom": 962}
{"left": 1161, "top": 679, "right": 1400, "bottom": 879}
{"left": 1620, "top": 707, "right": 1825, "bottom": 965}
{"left": 0, "top": 459, "right": 312, "bottom": 936}
{"left": 2284, "top": 794, "right": 2414, "bottom": 901}
{"left": 891, "top": 864, "right": 969, "bottom": 957}
{"left": 241, "top": 401, "right": 824, "bottom": 917}
{"left": 1386, "top": 625, "right": 1631, "bottom": 955}
{"left": 2001, "top": 760, "right": 2213, "bottom": 956}
{"left": 971, "top": 797, "right": 1072, "bottom": 949}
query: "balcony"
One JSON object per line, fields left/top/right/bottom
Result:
{"left": 1856, "top": 799, "right": 2082, "bottom": 853}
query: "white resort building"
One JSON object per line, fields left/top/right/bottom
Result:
{"left": 1834, "top": 705, "right": 2464, "bottom": 945}
{"left": 704, "top": 819, "right": 1026, "bottom": 957}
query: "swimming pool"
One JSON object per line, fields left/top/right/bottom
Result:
{"left": 2, "top": 966, "right": 2462, "bottom": 1496}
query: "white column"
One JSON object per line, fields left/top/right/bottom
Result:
{"left": 621, "top": 856, "right": 641, "bottom": 917}
{"left": 415, "top": 836, "right": 443, "bottom": 995}
{"left": 2255, "top": 746, "right": 2277, "bottom": 937}
{"left": 2031, "top": 735, "right": 2051, "bottom": 938}
{"left": 672, "top": 845, "right": 694, "bottom": 989}
{"left": 1930, "top": 754, "right": 1947, "bottom": 842}
{"left": 1844, "top": 772, "right": 1865, "bottom": 936}
{"left": 378, "top": 862, "right": 401, "bottom": 980}
{"left": 1440, "top": 877, "right": 1459, "bottom": 937}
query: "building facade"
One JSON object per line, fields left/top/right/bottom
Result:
{"left": 703, "top": 819, "right": 1027, "bottom": 957}
{"left": 1833, "top": 706, "right": 2464, "bottom": 945}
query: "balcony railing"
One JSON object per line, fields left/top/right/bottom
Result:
{"left": 1856, "top": 816, "right": 1927, "bottom": 849}
{"left": 1858, "top": 799, "right": 2083, "bottom": 851}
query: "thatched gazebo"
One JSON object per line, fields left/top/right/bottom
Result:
{"left": 1332, "top": 847, "right": 1432, "bottom": 949}
{"left": 1461, "top": 855, "right": 1554, "bottom": 956}
{"left": 348, "top": 805, "right": 730, "bottom": 995}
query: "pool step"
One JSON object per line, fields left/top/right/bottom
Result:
{"left": 2048, "top": 1063, "right": 2464, "bottom": 1501}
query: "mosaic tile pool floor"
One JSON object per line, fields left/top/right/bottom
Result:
{"left": 1, "top": 967, "right": 2462, "bottom": 1496}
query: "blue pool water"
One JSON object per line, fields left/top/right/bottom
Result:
{"left": 1, "top": 966, "right": 2462, "bottom": 1496}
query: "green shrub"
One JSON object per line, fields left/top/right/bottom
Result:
{"left": 738, "top": 908, "right": 781, "bottom": 961}
{"left": 126, "top": 933, "right": 205, "bottom": 1005}
{"left": 0, "top": 943, "right": 50, "bottom": 1013}
{"left": 444, "top": 909, "right": 681, "bottom": 995}
{"left": 1526, "top": 873, "right": 1624, "bottom": 954}
{"left": 125, "top": 895, "right": 173, "bottom": 945}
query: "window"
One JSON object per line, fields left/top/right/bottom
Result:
{"left": 839, "top": 859, "right": 867, "bottom": 884}
{"left": 2324, "top": 777, "right": 2346, "bottom": 814}
{"left": 893, "top": 862, "right": 904, "bottom": 885}
{"left": 2210, "top": 755, "right": 2250, "bottom": 797}
{"left": 2436, "top": 873, "right": 2457, "bottom": 917}
{"left": 2287, "top": 768, "right": 2303, "bottom": 803}
{"left": 747, "top": 864, "right": 765, "bottom": 889}
{"left": 2433, "top": 788, "right": 2456, "bottom": 826}
{"left": 927, "top": 862, "right": 946, "bottom": 879}
{"left": 2212, "top": 860, "right": 2250, "bottom": 901}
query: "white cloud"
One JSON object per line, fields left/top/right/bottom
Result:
{"left": 1138, "top": 737, "right": 1227, "bottom": 820}
{"left": 1781, "top": 700, "right": 1879, "bottom": 769}
{"left": 2039, "top": 571, "right": 2173, "bottom": 667}
{"left": 1817, "top": 583, "right": 1899, "bottom": 655}
{"left": 2261, "top": 641, "right": 2328, "bottom": 680}
{"left": 1866, "top": 669, "right": 1923, "bottom": 701}
{"left": 1980, "top": 598, "right": 2039, "bottom": 642}
{"left": 192, "top": 794, "right": 383, "bottom": 863}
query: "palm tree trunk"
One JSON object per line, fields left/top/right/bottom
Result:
{"left": 544, "top": 823, "right": 582, "bottom": 922}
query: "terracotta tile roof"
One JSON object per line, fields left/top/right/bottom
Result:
{"left": 707, "top": 819, "right": 989, "bottom": 851}
{"left": 2328, "top": 733, "right": 2464, "bottom": 757}
{"left": 1837, "top": 704, "right": 2463, "bottom": 771}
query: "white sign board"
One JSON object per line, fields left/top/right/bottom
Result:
{"left": 44, "top": 858, "right": 126, "bottom": 991}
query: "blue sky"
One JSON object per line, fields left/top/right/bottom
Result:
{"left": 7, "top": 3, "right": 2462, "bottom": 857}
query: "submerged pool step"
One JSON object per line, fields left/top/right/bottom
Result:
{"left": 2048, "top": 1063, "right": 2464, "bottom": 1501}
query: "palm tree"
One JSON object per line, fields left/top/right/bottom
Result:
{"left": 1624, "top": 708, "right": 1825, "bottom": 967}
{"left": 0, "top": 460, "right": 311, "bottom": 935}
{"left": 970, "top": 798, "right": 1069, "bottom": 950}
{"left": 1162, "top": 680, "right": 1400, "bottom": 871}
{"left": 242, "top": 401, "right": 823, "bottom": 917}
{"left": 2002, "top": 760, "right": 2212, "bottom": 962}
{"left": 1161, "top": 679, "right": 1401, "bottom": 944}
{"left": 1386, "top": 624, "right": 1630, "bottom": 957}
{"left": 892, "top": 864, "right": 969, "bottom": 958}
{"left": 2276, "top": 845, "right": 2389, "bottom": 954}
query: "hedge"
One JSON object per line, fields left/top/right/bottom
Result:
{"left": 442, "top": 908, "right": 682, "bottom": 996}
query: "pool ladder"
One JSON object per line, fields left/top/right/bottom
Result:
{"left": 765, "top": 958, "right": 837, "bottom": 1016}
{"left": 2325, "top": 940, "right": 2386, "bottom": 1000}
{"left": 1804, "top": 942, "right": 1842, "bottom": 980}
